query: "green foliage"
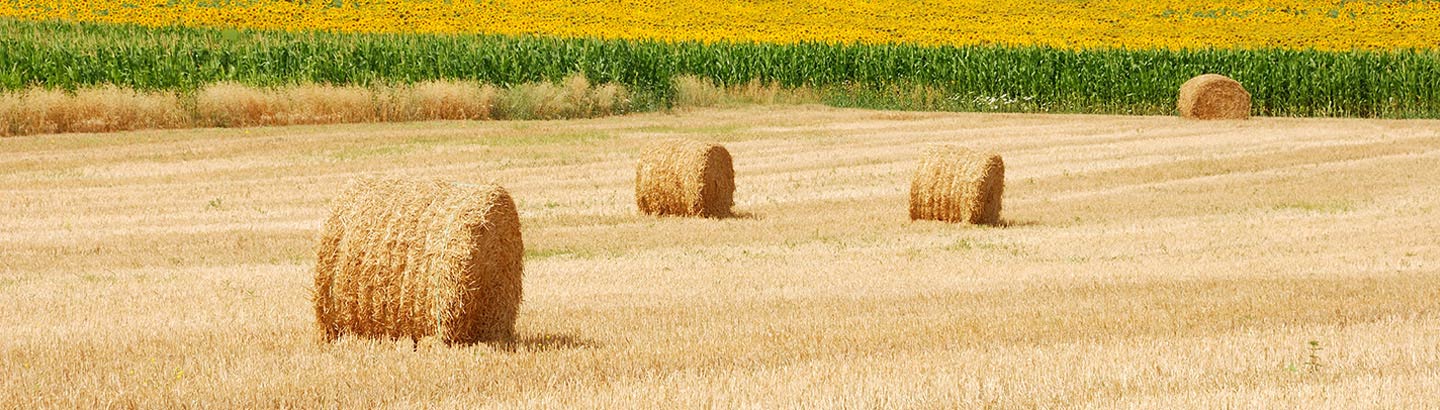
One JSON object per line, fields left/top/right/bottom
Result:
{"left": 2, "top": 18, "right": 1439, "bottom": 117}
{"left": 1305, "top": 340, "right": 1323, "bottom": 372}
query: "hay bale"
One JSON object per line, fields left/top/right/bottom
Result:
{"left": 313, "top": 177, "right": 524, "bottom": 345}
{"left": 1178, "top": 74, "right": 1251, "bottom": 120}
{"left": 635, "top": 139, "right": 735, "bottom": 217}
{"left": 909, "top": 145, "right": 1004, "bottom": 225}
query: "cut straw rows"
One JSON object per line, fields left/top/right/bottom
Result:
{"left": 309, "top": 76, "right": 1265, "bottom": 344}
{"left": 314, "top": 140, "right": 1017, "bottom": 344}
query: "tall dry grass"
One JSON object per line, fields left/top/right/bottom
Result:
{"left": 284, "top": 84, "right": 378, "bottom": 125}
{"left": 500, "top": 74, "right": 631, "bottom": 120}
{"left": 0, "top": 75, "right": 633, "bottom": 137}
{"left": 193, "top": 83, "right": 280, "bottom": 128}
{"left": 386, "top": 80, "right": 500, "bottom": 121}
{"left": 674, "top": 75, "right": 723, "bottom": 108}
{"left": 0, "top": 86, "right": 187, "bottom": 136}
{"left": 672, "top": 75, "right": 818, "bottom": 109}
{"left": 0, "top": 74, "right": 829, "bottom": 138}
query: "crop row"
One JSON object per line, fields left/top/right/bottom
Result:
{"left": 2, "top": 19, "right": 1438, "bottom": 118}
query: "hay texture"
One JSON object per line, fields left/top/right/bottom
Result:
{"left": 1178, "top": 74, "right": 1252, "bottom": 120}
{"left": 314, "top": 178, "right": 524, "bottom": 345}
{"left": 909, "top": 145, "right": 1004, "bottom": 225}
{"left": 635, "top": 139, "right": 735, "bottom": 217}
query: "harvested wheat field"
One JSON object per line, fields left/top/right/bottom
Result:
{"left": 2, "top": 105, "right": 1439, "bottom": 408}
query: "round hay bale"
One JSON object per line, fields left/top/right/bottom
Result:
{"left": 635, "top": 139, "right": 734, "bottom": 217}
{"left": 1178, "top": 74, "right": 1251, "bottom": 120}
{"left": 909, "top": 145, "right": 1004, "bottom": 225}
{"left": 314, "top": 177, "right": 524, "bottom": 345}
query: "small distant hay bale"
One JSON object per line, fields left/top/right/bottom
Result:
{"left": 635, "top": 139, "right": 735, "bottom": 217}
{"left": 1178, "top": 74, "right": 1251, "bottom": 120}
{"left": 909, "top": 145, "right": 1004, "bottom": 225}
{"left": 313, "top": 177, "right": 524, "bottom": 345}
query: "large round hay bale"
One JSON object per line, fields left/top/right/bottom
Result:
{"left": 1177, "top": 74, "right": 1251, "bottom": 120}
{"left": 909, "top": 145, "right": 1004, "bottom": 225}
{"left": 635, "top": 139, "right": 735, "bottom": 217}
{"left": 314, "top": 178, "right": 524, "bottom": 345}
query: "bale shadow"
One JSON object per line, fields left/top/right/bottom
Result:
{"left": 996, "top": 218, "right": 1042, "bottom": 228}
{"left": 908, "top": 218, "right": 1041, "bottom": 229}
{"left": 487, "top": 333, "right": 600, "bottom": 353}
{"left": 721, "top": 210, "right": 762, "bottom": 220}
{"left": 647, "top": 209, "right": 761, "bottom": 220}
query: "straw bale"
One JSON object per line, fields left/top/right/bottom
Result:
{"left": 1178, "top": 74, "right": 1251, "bottom": 120}
{"left": 635, "top": 139, "right": 734, "bottom": 217}
{"left": 314, "top": 178, "right": 523, "bottom": 345}
{"left": 909, "top": 145, "right": 1004, "bottom": 224}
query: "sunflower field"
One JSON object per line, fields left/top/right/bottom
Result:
{"left": 4, "top": 0, "right": 1439, "bottom": 50}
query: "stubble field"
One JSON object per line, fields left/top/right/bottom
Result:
{"left": 2, "top": 105, "right": 1438, "bottom": 408}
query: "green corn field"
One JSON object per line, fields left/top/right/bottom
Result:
{"left": 1, "top": 18, "right": 1437, "bottom": 118}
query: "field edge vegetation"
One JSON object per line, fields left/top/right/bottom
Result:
{"left": 2, "top": 18, "right": 1440, "bottom": 136}
{"left": 0, "top": 75, "right": 640, "bottom": 136}
{"left": 0, "top": 74, "right": 840, "bottom": 137}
